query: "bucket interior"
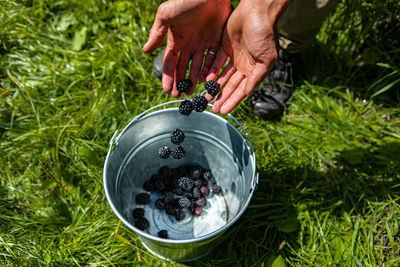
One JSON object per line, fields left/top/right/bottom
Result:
{"left": 104, "top": 108, "right": 255, "bottom": 241}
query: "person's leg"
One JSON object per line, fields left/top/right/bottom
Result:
{"left": 249, "top": 0, "right": 339, "bottom": 120}
{"left": 277, "top": 0, "right": 340, "bottom": 53}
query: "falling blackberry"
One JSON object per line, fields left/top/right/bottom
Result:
{"left": 205, "top": 80, "right": 220, "bottom": 96}
{"left": 158, "top": 146, "right": 171, "bottom": 159}
{"left": 135, "top": 193, "right": 151, "bottom": 205}
{"left": 178, "top": 197, "right": 191, "bottom": 208}
{"left": 132, "top": 208, "right": 145, "bottom": 218}
{"left": 192, "top": 96, "right": 208, "bottom": 112}
{"left": 135, "top": 217, "right": 150, "bottom": 230}
{"left": 158, "top": 230, "right": 169, "bottom": 239}
{"left": 143, "top": 180, "right": 155, "bottom": 192}
{"left": 177, "top": 79, "right": 193, "bottom": 93}
{"left": 175, "top": 209, "right": 186, "bottom": 221}
{"left": 171, "top": 129, "right": 185, "bottom": 145}
{"left": 212, "top": 184, "right": 222, "bottom": 194}
{"left": 179, "top": 100, "right": 194, "bottom": 116}
{"left": 171, "top": 146, "right": 185, "bottom": 159}
{"left": 178, "top": 176, "right": 194, "bottom": 192}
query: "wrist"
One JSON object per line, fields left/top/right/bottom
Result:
{"left": 243, "top": 0, "right": 290, "bottom": 25}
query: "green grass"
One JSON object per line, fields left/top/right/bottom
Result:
{"left": 1, "top": 0, "right": 399, "bottom": 265}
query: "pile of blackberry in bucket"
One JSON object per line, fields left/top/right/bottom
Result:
{"left": 133, "top": 163, "right": 223, "bottom": 238}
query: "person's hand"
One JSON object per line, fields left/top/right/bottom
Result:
{"left": 143, "top": 0, "right": 231, "bottom": 97}
{"left": 205, "top": 0, "right": 289, "bottom": 115}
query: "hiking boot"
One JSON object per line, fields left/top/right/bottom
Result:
{"left": 248, "top": 49, "right": 293, "bottom": 121}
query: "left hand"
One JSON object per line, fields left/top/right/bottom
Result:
{"left": 143, "top": 0, "right": 231, "bottom": 97}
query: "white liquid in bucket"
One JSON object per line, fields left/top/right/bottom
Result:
{"left": 134, "top": 192, "right": 229, "bottom": 239}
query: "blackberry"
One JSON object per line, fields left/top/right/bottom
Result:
{"left": 192, "top": 187, "right": 202, "bottom": 198}
{"left": 172, "top": 186, "right": 184, "bottom": 196}
{"left": 159, "top": 165, "right": 171, "bottom": 177}
{"left": 158, "top": 146, "right": 171, "bottom": 159}
{"left": 162, "top": 192, "right": 174, "bottom": 203}
{"left": 151, "top": 174, "right": 163, "bottom": 182}
{"left": 194, "top": 179, "right": 205, "bottom": 188}
{"left": 135, "top": 217, "right": 150, "bottom": 230}
{"left": 154, "top": 180, "right": 166, "bottom": 192}
{"left": 192, "top": 96, "right": 208, "bottom": 112}
{"left": 212, "top": 184, "right": 222, "bottom": 194}
{"left": 143, "top": 180, "right": 155, "bottom": 192}
{"left": 178, "top": 197, "right": 191, "bottom": 208}
{"left": 166, "top": 203, "right": 178, "bottom": 215}
{"left": 135, "top": 193, "right": 151, "bottom": 205}
{"left": 158, "top": 230, "right": 169, "bottom": 239}
{"left": 203, "top": 170, "right": 212, "bottom": 181}
{"left": 179, "top": 100, "right": 194, "bottom": 116}
{"left": 196, "top": 197, "right": 206, "bottom": 207}
{"left": 175, "top": 209, "right": 186, "bottom": 221}
{"left": 132, "top": 208, "right": 145, "bottom": 218}
{"left": 171, "top": 146, "right": 185, "bottom": 159}
{"left": 177, "top": 79, "right": 193, "bottom": 93}
{"left": 177, "top": 165, "right": 189, "bottom": 176}
{"left": 190, "top": 167, "right": 203, "bottom": 179}
{"left": 200, "top": 186, "right": 209, "bottom": 196}
{"left": 171, "top": 129, "right": 185, "bottom": 145}
{"left": 205, "top": 80, "right": 220, "bottom": 96}
{"left": 155, "top": 198, "right": 165, "bottom": 209}
{"left": 178, "top": 176, "right": 194, "bottom": 192}
{"left": 192, "top": 205, "right": 203, "bottom": 216}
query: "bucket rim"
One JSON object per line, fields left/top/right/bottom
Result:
{"left": 103, "top": 102, "right": 257, "bottom": 244}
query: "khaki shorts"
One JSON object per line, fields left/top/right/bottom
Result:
{"left": 277, "top": 0, "right": 339, "bottom": 53}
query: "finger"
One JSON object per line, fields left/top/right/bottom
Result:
{"left": 204, "top": 49, "right": 229, "bottom": 82}
{"left": 143, "top": 6, "right": 169, "bottom": 53}
{"left": 171, "top": 71, "right": 181, "bottom": 98}
{"left": 211, "top": 71, "right": 244, "bottom": 114}
{"left": 204, "top": 61, "right": 235, "bottom": 102}
{"left": 220, "top": 79, "right": 247, "bottom": 115}
{"left": 187, "top": 52, "right": 204, "bottom": 95}
{"left": 200, "top": 49, "right": 217, "bottom": 82}
{"left": 171, "top": 51, "right": 191, "bottom": 97}
{"left": 244, "top": 65, "right": 269, "bottom": 96}
{"left": 162, "top": 48, "right": 179, "bottom": 94}
{"left": 215, "top": 60, "right": 236, "bottom": 87}
{"left": 175, "top": 51, "right": 191, "bottom": 82}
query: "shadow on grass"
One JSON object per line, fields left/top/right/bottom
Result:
{"left": 191, "top": 141, "right": 400, "bottom": 266}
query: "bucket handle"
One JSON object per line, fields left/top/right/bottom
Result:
{"left": 111, "top": 99, "right": 255, "bottom": 155}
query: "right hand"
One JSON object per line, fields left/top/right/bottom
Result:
{"left": 143, "top": 0, "right": 231, "bottom": 97}
{"left": 204, "top": 0, "right": 289, "bottom": 115}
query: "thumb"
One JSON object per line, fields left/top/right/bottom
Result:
{"left": 143, "top": 14, "right": 169, "bottom": 53}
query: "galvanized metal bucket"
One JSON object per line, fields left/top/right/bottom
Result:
{"left": 103, "top": 100, "right": 258, "bottom": 262}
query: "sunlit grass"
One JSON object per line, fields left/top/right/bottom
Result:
{"left": 1, "top": 0, "right": 399, "bottom": 266}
